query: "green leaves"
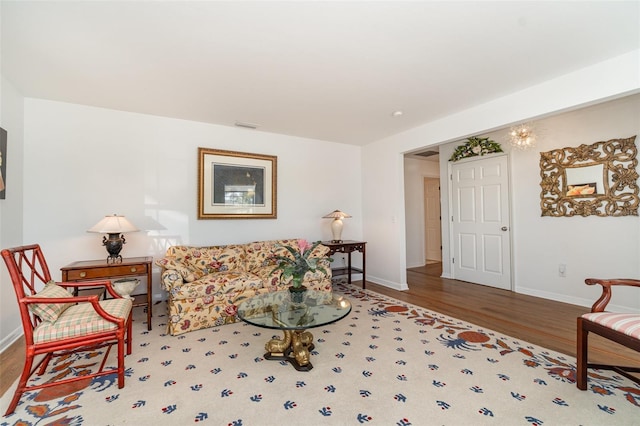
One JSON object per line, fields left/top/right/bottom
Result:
{"left": 449, "top": 136, "right": 503, "bottom": 162}
{"left": 269, "top": 240, "right": 330, "bottom": 287}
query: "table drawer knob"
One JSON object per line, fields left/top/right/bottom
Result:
{"left": 130, "top": 267, "right": 137, "bottom": 273}
{"left": 79, "top": 272, "right": 86, "bottom": 278}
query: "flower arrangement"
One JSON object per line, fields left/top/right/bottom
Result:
{"left": 270, "top": 239, "right": 331, "bottom": 288}
{"left": 449, "top": 136, "right": 503, "bottom": 162}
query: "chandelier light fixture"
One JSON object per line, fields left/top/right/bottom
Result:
{"left": 509, "top": 123, "right": 536, "bottom": 150}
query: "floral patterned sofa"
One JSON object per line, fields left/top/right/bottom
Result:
{"left": 155, "top": 239, "right": 332, "bottom": 335}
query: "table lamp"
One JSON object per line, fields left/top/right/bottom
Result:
{"left": 88, "top": 214, "right": 139, "bottom": 263}
{"left": 323, "top": 210, "right": 351, "bottom": 243}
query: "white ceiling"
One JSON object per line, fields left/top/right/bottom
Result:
{"left": 2, "top": 1, "right": 638, "bottom": 145}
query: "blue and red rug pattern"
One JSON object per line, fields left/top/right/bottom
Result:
{"left": 1, "top": 283, "right": 638, "bottom": 425}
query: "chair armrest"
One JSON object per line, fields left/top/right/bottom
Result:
{"left": 23, "top": 294, "right": 127, "bottom": 326}
{"left": 584, "top": 278, "right": 640, "bottom": 312}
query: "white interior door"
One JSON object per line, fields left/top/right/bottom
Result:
{"left": 451, "top": 155, "right": 511, "bottom": 290}
{"left": 424, "top": 177, "right": 442, "bottom": 262}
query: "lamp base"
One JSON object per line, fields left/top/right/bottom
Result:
{"left": 330, "top": 219, "right": 344, "bottom": 243}
{"left": 331, "top": 240, "right": 343, "bottom": 243}
{"left": 103, "top": 233, "right": 125, "bottom": 264}
{"left": 106, "top": 255, "right": 123, "bottom": 264}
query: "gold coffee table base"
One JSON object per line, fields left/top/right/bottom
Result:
{"left": 264, "top": 329, "right": 315, "bottom": 371}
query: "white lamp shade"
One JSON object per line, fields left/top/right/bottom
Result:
{"left": 322, "top": 210, "right": 352, "bottom": 219}
{"left": 88, "top": 214, "right": 139, "bottom": 233}
{"left": 323, "top": 210, "right": 352, "bottom": 241}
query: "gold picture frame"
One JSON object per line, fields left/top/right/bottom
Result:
{"left": 540, "top": 136, "right": 638, "bottom": 217}
{"left": 198, "top": 148, "right": 277, "bottom": 219}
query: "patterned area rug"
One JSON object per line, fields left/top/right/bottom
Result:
{"left": 2, "top": 282, "right": 639, "bottom": 425}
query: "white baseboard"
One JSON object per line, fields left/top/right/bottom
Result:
{"left": 516, "top": 286, "right": 636, "bottom": 314}
{"left": 365, "top": 275, "right": 409, "bottom": 291}
{"left": 0, "top": 326, "right": 23, "bottom": 355}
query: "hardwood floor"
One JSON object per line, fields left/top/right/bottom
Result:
{"left": 1, "top": 263, "right": 637, "bottom": 398}
{"left": 0, "top": 334, "right": 24, "bottom": 398}
{"left": 370, "top": 263, "right": 639, "bottom": 369}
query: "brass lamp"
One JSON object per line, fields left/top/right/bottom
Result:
{"left": 322, "top": 210, "right": 352, "bottom": 243}
{"left": 88, "top": 214, "right": 139, "bottom": 263}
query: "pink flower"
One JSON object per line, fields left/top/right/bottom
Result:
{"left": 297, "top": 239, "right": 312, "bottom": 255}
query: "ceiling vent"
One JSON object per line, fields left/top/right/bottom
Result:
{"left": 234, "top": 121, "right": 259, "bottom": 130}
{"left": 415, "top": 150, "right": 439, "bottom": 158}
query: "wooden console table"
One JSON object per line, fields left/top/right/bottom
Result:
{"left": 61, "top": 256, "right": 153, "bottom": 330}
{"left": 322, "top": 240, "right": 366, "bottom": 289}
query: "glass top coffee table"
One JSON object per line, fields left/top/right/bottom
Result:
{"left": 237, "top": 289, "right": 351, "bottom": 371}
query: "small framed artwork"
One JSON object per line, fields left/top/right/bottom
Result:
{"left": 198, "top": 148, "right": 277, "bottom": 219}
{"left": 0, "top": 127, "right": 6, "bottom": 199}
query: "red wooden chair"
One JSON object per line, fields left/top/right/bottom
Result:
{"left": 577, "top": 278, "right": 640, "bottom": 390}
{"left": 1, "top": 244, "right": 133, "bottom": 416}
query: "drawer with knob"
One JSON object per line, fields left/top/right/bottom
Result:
{"left": 65, "top": 264, "right": 148, "bottom": 281}
{"left": 60, "top": 256, "right": 154, "bottom": 330}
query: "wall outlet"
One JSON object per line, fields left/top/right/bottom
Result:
{"left": 558, "top": 263, "right": 566, "bottom": 277}
{"left": 342, "top": 256, "right": 347, "bottom": 267}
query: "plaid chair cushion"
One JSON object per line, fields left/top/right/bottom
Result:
{"left": 32, "top": 298, "right": 133, "bottom": 343}
{"left": 582, "top": 312, "right": 640, "bottom": 340}
{"left": 28, "top": 281, "right": 74, "bottom": 323}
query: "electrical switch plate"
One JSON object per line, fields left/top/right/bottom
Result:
{"left": 558, "top": 264, "right": 566, "bottom": 277}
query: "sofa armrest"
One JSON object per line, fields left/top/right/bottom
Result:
{"left": 312, "top": 243, "right": 330, "bottom": 258}
{"left": 159, "top": 268, "right": 185, "bottom": 291}
{"left": 155, "top": 257, "right": 204, "bottom": 285}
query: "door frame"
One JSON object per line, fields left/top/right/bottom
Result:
{"left": 446, "top": 153, "right": 514, "bottom": 290}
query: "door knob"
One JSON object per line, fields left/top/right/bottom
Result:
{"left": 501, "top": 226, "right": 509, "bottom": 231}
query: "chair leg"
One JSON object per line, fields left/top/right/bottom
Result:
{"left": 37, "top": 352, "right": 54, "bottom": 376}
{"left": 577, "top": 318, "right": 588, "bottom": 390}
{"left": 5, "top": 351, "right": 35, "bottom": 416}
{"left": 117, "top": 332, "right": 125, "bottom": 389}
{"left": 126, "top": 313, "right": 132, "bottom": 355}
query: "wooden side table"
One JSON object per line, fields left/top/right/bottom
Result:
{"left": 322, "top": 240, "right": 366, "bottom": 289}
{"left": 61, "top": 256, "right": 153, "bottom": 330}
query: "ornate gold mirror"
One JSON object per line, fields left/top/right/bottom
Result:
{"left": 540, "top": 136, "right": 638, "bottom": 217}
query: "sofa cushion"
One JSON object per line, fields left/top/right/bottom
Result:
{"left": 245, "top": 239, "right": 331, "bottom": 277}
{"left": 168, "top": 271, "right": 264, "bottom": 300}
{"left": 244, "top": 239, "right": 291, "bottom": 274}
{"left": 252, "top": 266, "right": 329, "bottom": 288}
{"left": 166, "top": 245, "right": 245, "bottom": 273}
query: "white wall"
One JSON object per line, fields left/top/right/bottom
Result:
{"left": 23, "top": 98, "right": 363, "bottom": 278}
{"left": 438, "top": 95, "right": 640, "bottom": 312}
{"left": 362, "top": 50, "right": 640, "bottom": 301}
{"left": 0, "top": 99, "right": 364, "bottom": 351}
{"left": 403, "top": 157, "right": 439, "bottom": 268}
{"left": 0, "top": 76, "right": 25, "bottom": 349}
{"left": 511, "top": 96, "right": 639, "bottom": 310}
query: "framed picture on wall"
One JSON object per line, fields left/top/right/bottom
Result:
{"left": 198, "top": 147, "right": 277, "bottom": 219}
{"left": 0, "top": 127, "right": 6, "bottom": 199}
